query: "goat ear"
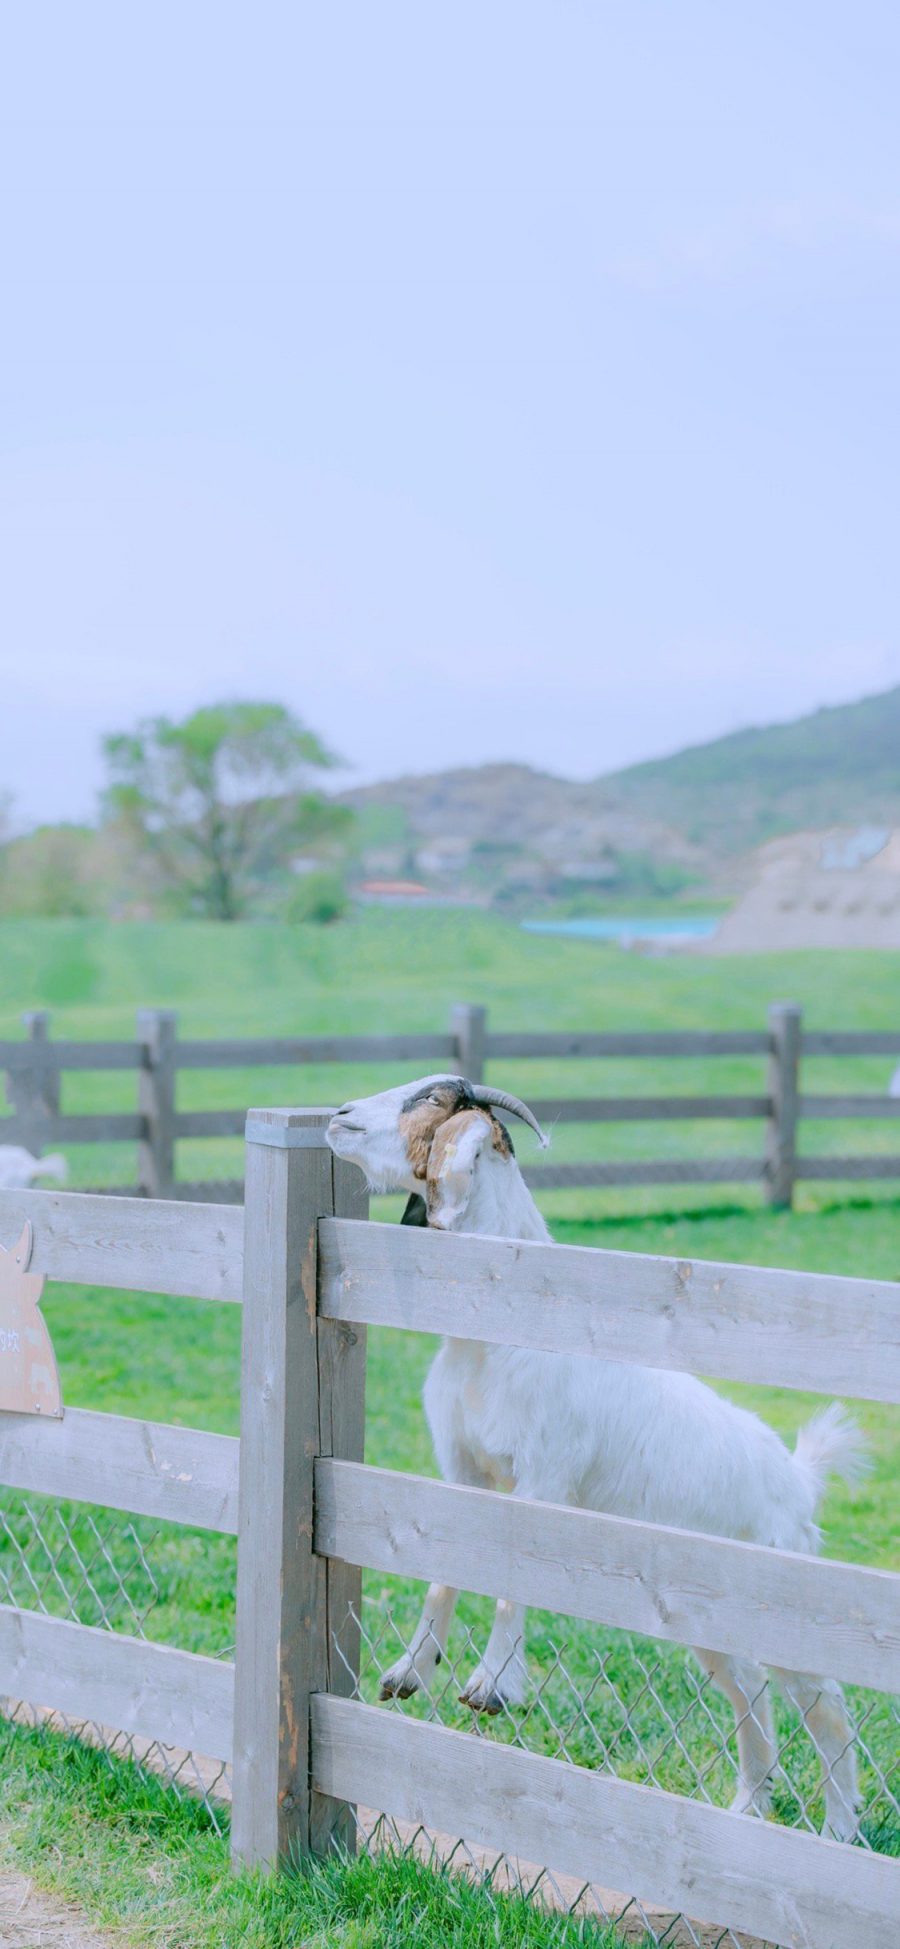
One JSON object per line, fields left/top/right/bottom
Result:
{"left": 425, "top": 1111, "right": 488, "bottom": 1230}
{"left": 400, "top": 1192, "right": 428, "bottom": 1227}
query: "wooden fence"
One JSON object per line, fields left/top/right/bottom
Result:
{"left": 3, "top": 1001, "right": 900, "bottom": 1208}
{"left": 0, "top": 1112, "right": 899, "bottom": 1946}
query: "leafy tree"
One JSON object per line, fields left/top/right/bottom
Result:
{"left": 284, "top": 869, "right": 348, "bottom": 925}
{"left": 0, "top": 825, "right": 108, "bottom": 918}
{"left": 102, "top": 703, "right": 352, "bottom": 920}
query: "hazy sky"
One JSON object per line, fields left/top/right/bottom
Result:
{"left": 2, "top": 2, "right": 899, "bottom": 826}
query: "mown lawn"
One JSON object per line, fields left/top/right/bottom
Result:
{"left": 1, "top": 910, "right": 900, "bottom": 1200}
{"left": 0, "top": 1721, "right": 635, "bottom": 1949}
{"left": 1, "top": 914, "right": 899, "bottom": 1943}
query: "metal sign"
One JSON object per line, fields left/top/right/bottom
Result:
{"left": 0, "top": 1221, "right": 63, "bottom": 1417}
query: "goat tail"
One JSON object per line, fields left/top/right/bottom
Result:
{"left": 794, "top": 1402, "right": 870, "bottom": 1511}
{"left": 31, "top": 1153, "right": 68, "bottom": 1185}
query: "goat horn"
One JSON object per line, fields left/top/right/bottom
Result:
{"left": 470, "top": 1084, "right": 549, "bottom": 1149}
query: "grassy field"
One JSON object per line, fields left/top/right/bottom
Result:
{"left": 3, "top": 909, "right": 900, "bottom": 1198}
{"left": 1, "top": 914, "right": 899, "bottom": 1945}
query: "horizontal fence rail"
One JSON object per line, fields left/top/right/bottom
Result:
{"left": 315, "top": 1458, "right": 900, "bottom": 1693}
{"left": 2, "top": 1122, "right": 900, "bottom": 1949}
{"left": 319, "top": 1214, "right": 900, "bottom": 1402}
{"left": 0, "top": 1408, "right": 239, "bottom": 1533}
{"left": 522, "top": 1155, "right": 765, "bottom": 1187}
{"left": 0, "top": 1604, "right": 234, "bottom": 1760}
{"left": 175, "top": 1032, "right": 458, "bottom": 1068}
{"left": 3, "top": 1002, "right": 900, "bottom": 1208}
{"left": 0, "top": 1188, "right": 243, "bottom": 1301}
{"left": 485, "top": 1030, "right": 773, "bottom": 1057}
{"left": 527, "top": 1093, "right": 773, "bottom": 1120}
{"left": 311, "top": 1696, "right": 899, "bottom": 1949}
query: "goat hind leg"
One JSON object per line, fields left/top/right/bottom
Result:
{"left": 772, "top": 1667, "right": 859, "bottom": 1842}
{"left": 379, "top": 1582, "right": 459, "bottom": 1701}
{"left": 695, "top": 1648, "right": 775, "bottom": 1817}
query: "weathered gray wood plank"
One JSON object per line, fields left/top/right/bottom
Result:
{"left": 138, "top": 1009, "right": 177, "bottom": 1200}
{"left": 232, "top": 1111, "right": 320, "bottom": 1868}
{"left": 802, "top": 1031, "right": 900, "bottom": 1055}
{"left": 311, "top": 1697, "right": 900, "bottom": 1949}
{"left": 0, "top": 1603, "right": 234, "bottom": 1759}
{"left": 801, "top": 1094, "right": 900, "bottom": 1117}
{"left": 319, "top": 1217, "right": 900, "bottom": 1401}
{"left": 526, "top": 1095, "right": 771, "bottom": 1122}
{"left": 313, "top": 1150, "right": 369, "bottom": 1858}
{"left": 0, "top": 1409, "right": 239, "bottom": 1533}
{"left": 0, "top": 1041, "right": 143, "bottom": 1072}
{"left": 171, "top": 1179, "right": 244, "bottom": 1204}
{"left": 764, "top": 1001, "right": 801, "bottom": 1208}
{"left": 486, "top": 1031, "right": 770, "bottom": 1058}
{"left": 231, "top": 1111, "right": 367, "bottom": 1869}
{"left": 53, "top": 1113, "right": 146, "bottom": 1142}
{"left": 0, "top": 1114, "right": 145, "bottom": 1146}
{"left": 176, "top": 1034, "right": 455, "bottom": 1068}
{"left": 5, "top": 1014, "right": 57, "bottom": 1157}
{"left": 451, "top": 1004, "right": 487, "bottom": 1083}
{"left": 522, "top": 1158, "right": 764, "bottom": 1188}
{"left": 796, "top": 1155, "right": 900, "bottom": 1180}
{"left": 174, "top": 1109, "right": 247, "bottom": 1138}
{"left": 315, "top": 1460, "right": 900, "bottom": 1693}
{"left": 0, "top": 1189, "right": 243, "bottom": 1301}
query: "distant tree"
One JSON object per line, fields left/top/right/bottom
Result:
{"left": 102, "top": 703, "right": 352, "bottom": 920}
{"left": 284, "top": 869, "right": 348, "bottom": 925}
{"left": 0, "top": 825, "right": 108, "bottom": 918}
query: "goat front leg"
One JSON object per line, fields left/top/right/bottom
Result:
{"left": 379, "top": 1422, "right": 489, "bottom": 1704}
{"left": 460, "top": 1469, "right": 562, "bottom": 1716}
{"left": 379, "top": 1581, "right": 459, "bottom": 1701}
{"left": 459, "top": 1463, "right": 580, "bottom": 1717}
{"left": 459, "top": 1597, "right": 528, "bottom": 1715}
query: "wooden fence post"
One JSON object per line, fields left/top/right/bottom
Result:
{"left": 231, "top": 1107, "right": 368, "bottom": 1870}
{"left": 765, "top": 1002, "right": 802, "bottom": 1209}
{"left": 451, "top": 1002, "right": 487, "bottom": 1083}
{"left": 137, "top": 1010, "right": 177, "bottom": 1199}
{"left": 10, "top": 1013, "right": 59, "bottom": 1156}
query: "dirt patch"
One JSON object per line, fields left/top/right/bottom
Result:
{"left": 0, "top": 1870, "right": 113, "bottom": 1949}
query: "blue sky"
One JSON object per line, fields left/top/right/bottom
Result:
{"left": 2, "top": 2, "right": 899, "bottom": 824}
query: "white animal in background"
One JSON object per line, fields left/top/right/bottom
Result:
{"left": 328, "top": 1073, "right": 868, "bottom": 1842}
{"left": 0, "top": 1147, "right": 68, "bottom": 1189}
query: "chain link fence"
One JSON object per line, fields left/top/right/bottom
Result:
{"left": 1, "top": 1498, "right": 898, "bottom": 1942}
{"left": 0, "top": 1490, "right": 234, "bottom": 1830}
{"left": 332, "top": 1580, "right": 900, "bottom": 1949}
{"left": 5, "top": 1480, "right": 895, "bottom": 1949}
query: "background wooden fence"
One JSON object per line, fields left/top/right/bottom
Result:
{"left": 2, "top": 1001, "right": 900, "bottom": 1207}
{"left": 0, "top": 1115, "right": 898, "bottom": 1948}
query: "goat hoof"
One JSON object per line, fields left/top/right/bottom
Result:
{"left": 459, "top": 1686, "right": 504, "bottom": 1716}
{"left": 729, "top": 1788, "right": 772, "bottom": 1820}
{"left": 378, "top": 1668, "right": 420, "bottom": 1702}
{"left": 823, "top": 1814, "right": 859, "bottom": 1846}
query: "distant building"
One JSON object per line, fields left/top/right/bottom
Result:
{"left": 415, "top": 837, "right": 472, "bottom": 876}
{"left": 358, "top": 879, "right": 433, "bottom": 902}
{"left": 356, "top": 878, "right": 481, "bottom": 908}
{"left": 710, "top": 828, "right": 900, "bottom": 952}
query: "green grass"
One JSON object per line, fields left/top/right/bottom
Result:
{"left": 2, "top": 910, "right": 900, "bottom": 1203}
{"left": 1, "top": 914, "right": 899, "bottom": 1942}
{"left": 0, "top": 1721, "right": 634, "bottom": 1948}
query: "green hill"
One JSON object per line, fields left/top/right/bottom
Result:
{"left": 602, "top": 684, "right": 900, "bottom": 854}
{"left": 344, "top": 685, "right": 900, "bottom": 899}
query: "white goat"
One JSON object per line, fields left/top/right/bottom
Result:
{"left": 0, "top": 1146, "right": 68, "bottom": 1189}
{"left": 328, "top": 1074, "right": 867, "bottom": 1841}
